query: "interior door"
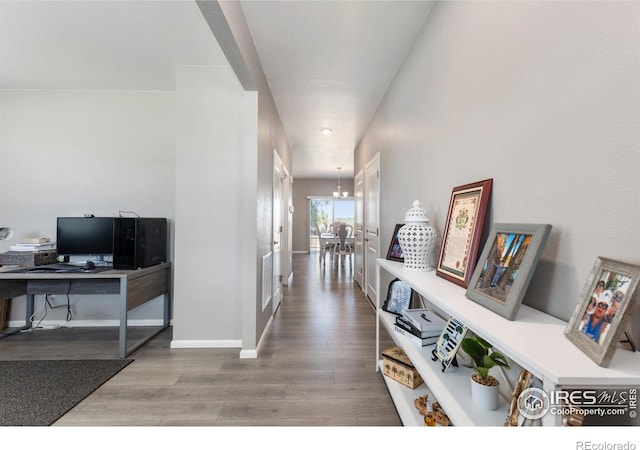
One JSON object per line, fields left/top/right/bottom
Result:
{"left": 364, "top": 154, "right": 380, "bottom": 303}
{"left": 272, "top": 151, "right": 284, "bottom": 313}
{"left": 283, "top": 166, "right": 293, "bottom": 286}
{"left": 353, "top": 169, "right": 364, "bottom": 289}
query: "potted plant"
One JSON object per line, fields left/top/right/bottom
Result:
{"left": 460, "top": 334, "right": 510, "bottom": 410}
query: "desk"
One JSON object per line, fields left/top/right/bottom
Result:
{"left": 0, "top": 263, "right": 171, "bottom": 357}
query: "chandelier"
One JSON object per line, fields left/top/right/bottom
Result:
{"left": 333, "top": 167, "right": 348, "bottom": 198}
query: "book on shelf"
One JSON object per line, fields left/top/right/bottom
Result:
{"left": 393, "top": 322, "right": 439, "bottom": 347}
{"left": 402, "top": 308, "right": 446, "bottom": 334}
{"left": 395, "top": 316, "right": 436, "bottom": 338}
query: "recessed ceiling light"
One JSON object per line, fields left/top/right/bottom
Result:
{"left": 321, "top": 128, "right": 332, "bottom": 135}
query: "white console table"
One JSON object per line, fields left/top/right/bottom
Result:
{"left": 376, "top": 258, "right": 640, "bottom": 426}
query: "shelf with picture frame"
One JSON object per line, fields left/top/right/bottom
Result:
{"left": 376, "top": 258, "right": 640, "bottom": 426}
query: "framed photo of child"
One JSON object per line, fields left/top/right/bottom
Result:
{"left": 565, "top": 257, "right": 640, "bottom": 367}
{"left": 465, "top": 223, "right": 552, "bottom": 320}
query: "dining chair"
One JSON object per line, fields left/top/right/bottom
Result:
{"left": 315, "top": 223, "right": 332, "bottom": 266}
{"left": 333, "top": 223, "right": 353, "bottom": 268}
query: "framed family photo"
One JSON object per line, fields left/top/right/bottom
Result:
{"left": 386, "top": 224, "right": 404, "bottom": 262}
{"left": 436, "top": 179, "right": 492, "bottom": 288}
{"left": 465, "top": 223, "right": 552, "bottom": 320}
{"left": 565, "top": 257, "right": 640, "bottom": 367}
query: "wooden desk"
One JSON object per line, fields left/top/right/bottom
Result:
{"left": 0, "top": 263, "right": 171, "bottom": 357}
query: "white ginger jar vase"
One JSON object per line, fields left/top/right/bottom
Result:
{"left": 397, "top": 200, "right": 437, "bottom": 271}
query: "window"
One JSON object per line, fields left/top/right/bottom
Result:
{"left": 309, "top": 197, "right": 355, "bottom": 250}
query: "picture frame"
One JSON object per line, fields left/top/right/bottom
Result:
{"left": 564, "top": 257, "right": 640, "bottom": 367}
{"left": 382, "top": 278, "right": 413, "bottom": 316}
{"left": 436, "top": 179, "right": 493, "bottom": 288}
{"left": 505, "top": 369, "right": 545, "bottom": 426}
{"left": 465, "top": 223, "right": 552, "bottom": 321}
{"left": 386, "top": 223, "right": 404, "bottom": 262}
{"left": 431, "top": 317, "right": 468, "bottom": 372}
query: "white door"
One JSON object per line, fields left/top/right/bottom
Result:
{"left": 283, "top": 166, "right": 293, "bottom": 286}
{"left": 364, "top": 154, "right": 380, "bottom": 303}
{"left": 353, "top": 169, "right": 364, "bottom": 289}
{"left": 273, "top": 151, "right": 284, "bottom": 313}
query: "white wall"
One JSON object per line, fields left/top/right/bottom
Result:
{"left": 0, "top": 90, "right": 175, "bottom": 323}
{"left": 355, "top": 2, "right": 640, "bottom": 343}
{"left": 171, "top": 64, "right": 245, "bottom": 345}
{"left": 213, "top": 1, "right": 294, "bottom": 354}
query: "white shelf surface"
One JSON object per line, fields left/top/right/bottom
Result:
{"left": 378, "top": 360, "right": 433, "bottom": 426}
{"left": 378, "top": 259, "right": 640, "bottom": 387}
{"left": 380, "top": 311, "right": 509, "bottom": 426}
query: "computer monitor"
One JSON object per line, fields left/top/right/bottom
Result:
{"left": 56, "top": 217, "right": 114, "bottom": 257}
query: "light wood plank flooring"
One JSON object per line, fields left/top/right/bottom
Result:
{"left": 1, "top": 253, "right": 400, "bottom": 426}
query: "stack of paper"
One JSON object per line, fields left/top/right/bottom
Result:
{"left": 10, "top": 238, "right": 56, "bottom": 252}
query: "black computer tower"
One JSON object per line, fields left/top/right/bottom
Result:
{"left": 113, "top": 218, "right": 167, "bottom": 269}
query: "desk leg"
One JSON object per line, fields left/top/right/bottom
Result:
{"left": 0, "top": 294, "right": 33, "bottom": 340}
{"left": 26, "top": 294, "right": 34, "bottom": 329}
{"left": 119, "top": 278, "right": 128, "bottom": 358}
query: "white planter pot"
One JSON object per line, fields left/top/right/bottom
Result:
{"left": 470, "top": 377, "right": 500, "bottom": 410}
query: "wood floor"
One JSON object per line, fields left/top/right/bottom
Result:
{"left": 1, "top": 253, "right": 400, "bottom": 426}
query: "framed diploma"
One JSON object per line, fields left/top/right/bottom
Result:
{"left": 436, "top": 178, "right": 493, "bottom": 288}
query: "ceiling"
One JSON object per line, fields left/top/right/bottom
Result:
{"left": 0, "top": 0, "right": 434, "bottom": 179}
{"left": 240, "top": 1, "right": 434, "bottom": 178}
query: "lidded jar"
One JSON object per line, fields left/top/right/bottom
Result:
{"left": 397, "top": 200, "right": 437, "bottom": 271}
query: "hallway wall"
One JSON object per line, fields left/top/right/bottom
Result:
{"left": 355, "top": 1, "right": 640, "bottom": 342}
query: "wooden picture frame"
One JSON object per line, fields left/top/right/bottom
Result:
{"left": 505, "top": 369, "right": 546, "bottom": 426}
{"left": 386, "top": 224, "right": 404, "bottom": 262}
{"left": 436, "top": 179, "right": 493, "bottom": 288}
{"left": 465, "top": 223, "right": 552, "bottom": 320}
{"left": 564, "top": 257, "right": 640, "bottom": 367}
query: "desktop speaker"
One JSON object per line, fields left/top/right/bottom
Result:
{"left": 113, "top": 218, "right": 167, "bottom": 269}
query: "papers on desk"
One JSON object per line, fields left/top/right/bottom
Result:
{"left": 10, "top": 242, "right": 56, "bottom": 252}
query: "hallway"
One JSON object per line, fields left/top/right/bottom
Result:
{"left": 2, "top": 253, "right": 400, "bottom": 426}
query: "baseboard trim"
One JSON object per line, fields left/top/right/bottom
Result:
{"left": 170, "top": 339, "right": 242, "bottom": 349}
{"left": 8, "top": 319, "right": 169, "bottom": 328}
{"left": 239, "top": 312, "right": 274, "bottom": 359}
{"left": 239, "top": 348, "right": 258, "bottom": 358}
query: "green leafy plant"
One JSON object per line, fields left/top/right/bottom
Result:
{"left": 460, "top": 334, "right": 510, "bottom": 386}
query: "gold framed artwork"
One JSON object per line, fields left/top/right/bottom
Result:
{"left": 436, "top": 178, "right": 492, "bottom": 288}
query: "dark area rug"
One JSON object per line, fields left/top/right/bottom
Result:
{"left": 0, "top": 359, "right": 132, "bottom": 426}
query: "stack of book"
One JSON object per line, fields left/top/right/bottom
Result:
{"left": 393, "top": 308, "right": 446, "bottom": 347}
{"left": 9, "top": 237, "right": 56, "bottom": 252}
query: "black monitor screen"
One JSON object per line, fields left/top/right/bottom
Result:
{"left": 56, "top": 217, "right": 114, "bottom": 256}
